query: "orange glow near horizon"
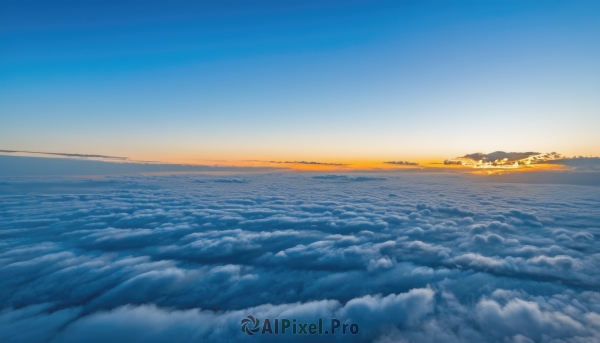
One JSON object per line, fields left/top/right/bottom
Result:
{"left": 0, "top": 150, "right": 590, "bottom": 174}
{"left": 131, "top": 156, "right": 574, "bottom": 173}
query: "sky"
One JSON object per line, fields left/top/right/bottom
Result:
{"left": 1, "top": 0, "right": 600, "bottom": 165}
{"left": 2, "top": 4, "right": 600, "bottom": 341}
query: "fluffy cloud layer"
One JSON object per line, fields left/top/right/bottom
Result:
{"left": 0, "top": 173, "right": 599, "bottom": 342}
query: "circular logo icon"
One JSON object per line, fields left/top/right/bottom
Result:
{"left": 241, "top": 315, "right": 261, "bottom": 336}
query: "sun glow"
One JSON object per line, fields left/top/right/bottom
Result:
{"left": 444, "top": 152, "right": 565, "bottom": 169}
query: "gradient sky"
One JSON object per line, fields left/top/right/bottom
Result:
{"left": 1, "top": 0, "right": 599, "bottom": 164}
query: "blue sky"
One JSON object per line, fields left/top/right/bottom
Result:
{"left": 2, "top": 4, "right": 600, "bottom": 342}
{"left": 1, "top": 0, "right": 599, "bottom": 163}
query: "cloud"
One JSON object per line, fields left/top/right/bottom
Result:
{"left": 0, "top": 149, "right": 128, "bottom": 160}
{"left": 9, "top": 287, "right": 431, "bottom": 343}
{"left": 383, "top": 161, "right": 419, "bottom": 166}
{"left": 250, "top": 160, "right": 347, "bottom": 166}
{"left": 0, "top": 172, "right": 599, "bottom": 342}
{"left": 312, "top": 175, "right": 386, "bottom": 181}
{"left": 213, "top": 178, "right": 249, "bottom": 183}
{"left": 282, "top": 161, "right": 347, "bottom": 166}
{"left": 445, "top": 151, "right": 564, "bottom": 169}
{"left": 0, "top": 155, "right": 275, "bottom": 176}
{"left": 462, "top": 151, "right": 542, "bottom": 161}
{"left": 476, "top": 297, "right": 585, "bottom": 340}
{"left": 547, "top": 157, "right": 600, "bottom": 171}
{"left": 483, "top": 171, "right": 600, "bottom": 187}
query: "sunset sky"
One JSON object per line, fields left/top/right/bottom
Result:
{"left": 3, "top": 3, "right": 600, "bottom": 343}
{"left": 1, "top": 0, "right": 599, "bottom": 165}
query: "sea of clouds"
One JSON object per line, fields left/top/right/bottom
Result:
{"left": 1, "top": 172, "right": 599, "bottom": 342}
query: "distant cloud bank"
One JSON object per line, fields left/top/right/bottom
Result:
{"left": 383, "top": 161, "right": 419, "bottom": 166}
{"left": 0, "top": 149, "right": 128, "bottom": 160}
{"left": 312, "top": 174, "right": 386, "bottom": 181}
{"left": 249, "top": 160, "right": 347, "bottom": 166}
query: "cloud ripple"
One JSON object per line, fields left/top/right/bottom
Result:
{"left": 0, "top": 173, "right": 599, "bottom": 342}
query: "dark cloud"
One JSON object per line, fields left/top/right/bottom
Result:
{"left": 213, "top": 178, "right": 249, "bottom": 183}
{"left": 0, "top": 172, "right": 599, "bottom": 342}
{"left": 312, "top": 175, "right": 386, "bottom": 182}
{"left": 446, "top": 151, "right": 565, "bottom": 168}
{"left": 461, "top": 151, "right": 541, "bottom": 161}
{"left": 282, "top": 161, "right": 347, "bottom": 166}
{"left": 251, "top": 160, "right": 347, "bottom": 166}
{"left": 0, "top": 149, "right": 128, "bottom": 160}
{"left": 383, "top": 161, "right": 419, "bottom": 166}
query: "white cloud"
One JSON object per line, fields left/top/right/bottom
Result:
{"left": 0, "top": 172, "right": 599, "bottom": 342}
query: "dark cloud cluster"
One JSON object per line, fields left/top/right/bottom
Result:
{"left": 0, "top": 150, "right": 128, "bottom": 160}
{"left": 461, "top": 151, "right": 542, "bottom": 162}
{"left": 281, "top": 161, "right": 347, "bottom": 166}
{"left": 383, "top": 161, "right": 419, "bottom": 166}
{"left": 446, "top": 151, "right": 567, "bottom": 168}
{"left": 312, "top": 175, "right": 386, "bottom": 182}
{"left": 0, "top": 173, "right": 599, "bottom": 342}
{"left": 250, "top": 160, "right": 347, "bottom": 166}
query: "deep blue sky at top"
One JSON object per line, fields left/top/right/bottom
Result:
{"left": 1, "top": 0, "right": 599, "bottom": 163}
